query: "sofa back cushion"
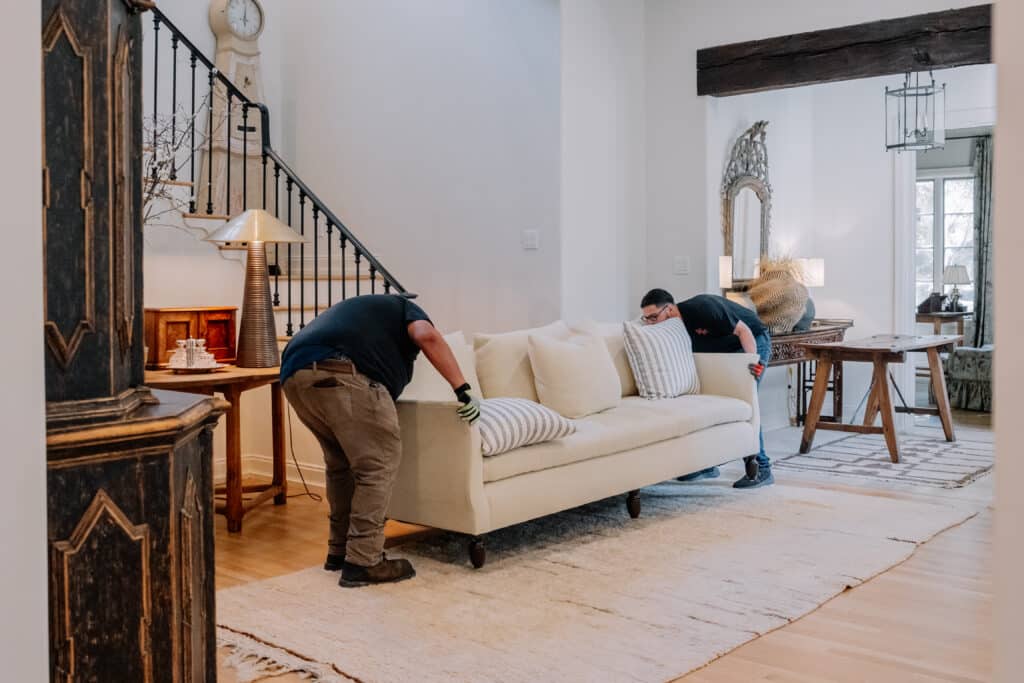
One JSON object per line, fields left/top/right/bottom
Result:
{"left": 473, "top": 320, "right": 571, "bottom": 400}
{"left": 401, "top": 331, "right": 480, "bottom": 402}
{"left": 571, "top": 320, "right": 638, "bottom": 397}
{"left": 623, "top": 319, "right": 700, "bottom": 399}
{"left": 478, "top": 398, "right": 575, "bottom": 456}
{"left": 527, "top": 333, "right": 620, "bottom": 418}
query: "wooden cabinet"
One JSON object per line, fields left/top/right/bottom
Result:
{"left": 145, "top": 307, "right": 238, "bottom": 368}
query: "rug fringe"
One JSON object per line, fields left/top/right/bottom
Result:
{"left": 218, "top": 626, "right": 356, "bottom": 682}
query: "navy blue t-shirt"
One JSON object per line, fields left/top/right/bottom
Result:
{"left": 676, "top": 294, "right": 767, "bottom": 353}
{"left": 280, "top": 294, "right": 432, "bottom": 399}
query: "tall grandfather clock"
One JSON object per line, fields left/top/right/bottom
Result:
{"left": 196, "top": 0, "right": 266, "bottom": 217}
{"left": 42, "top": 1, "right": 226, "bottom": 681}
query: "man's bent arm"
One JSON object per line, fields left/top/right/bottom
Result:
{"left": 408, "top": 320, "right": 468, "bottom": 390}
{"left": 733, "top": 320, "right": 758, "bottom": 355}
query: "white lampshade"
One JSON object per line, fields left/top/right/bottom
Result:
{"left": 204, "top": 208, "right": 307, "bottom": 246}
{"left": 943, "top": 264, "right": 971, "bottom": 285}
{"left": 796, "top": 258, "right": 825, "bottom": 288}
{"left": 718, "top": 256, "right": 733, "bottom": 289}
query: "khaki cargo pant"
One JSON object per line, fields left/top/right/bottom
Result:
{"left": 283, "top": 360, "right": 402, "bottom": 567}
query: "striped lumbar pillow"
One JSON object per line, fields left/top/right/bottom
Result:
{"left": 622, "top": 318, "right": 700, "bottom": 399}
{"left": 477, "top": 398, "right": 575, "bottom": 456}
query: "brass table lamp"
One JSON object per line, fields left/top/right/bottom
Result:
{"left": 205, "top": 209, "right": 306, "bottom": 367}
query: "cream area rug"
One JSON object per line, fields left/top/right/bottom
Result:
{"left": 774, "top": 433, "right": 993, "bottom": 488}
{"left": 217, "top": 480, "right": 980, "bottom": 683}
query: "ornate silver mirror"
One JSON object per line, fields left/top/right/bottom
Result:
{"left": 721, "top": 121, "right": 772, "bottom": 287}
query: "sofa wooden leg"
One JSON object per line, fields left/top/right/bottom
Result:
{"left": 468, "top": 536, "right": 486, "bottom": 569}
{"left": 626, "top": 490, "right": 641, "bottom": 519}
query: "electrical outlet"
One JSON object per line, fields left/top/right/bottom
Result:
{"left": 673, "top": 256, "right": 690, "bottom": 275}
{"left": 521, "top": 230, "right": 540, "bottom": 250}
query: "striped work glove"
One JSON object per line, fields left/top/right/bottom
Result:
{"left": 454, "top": 383, "right": 481, "bottom": 424}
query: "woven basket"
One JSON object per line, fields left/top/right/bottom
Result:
{"left": 748, "top": 267, "right": 808, "bottom": 335}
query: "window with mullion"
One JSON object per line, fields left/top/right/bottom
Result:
{"left": 915, "top": 172, "right": 975, "bottom": 311}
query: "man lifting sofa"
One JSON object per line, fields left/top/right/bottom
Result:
{"left": 387, "top": 321, "right": 761, "bottom": 568}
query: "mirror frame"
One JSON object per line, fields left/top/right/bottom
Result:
{"left": 721, "top": 121, "right": 772, "bottom": 288}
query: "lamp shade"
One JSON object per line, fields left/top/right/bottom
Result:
{"left": 203, "top": 208, "right": 306, "bottom": 245}
{"left": 943, "top": 264, "right": 971, "bottom": 285}
{"left": 796, "top": 258, "right": 825, "bottom": 288}
{"left": 718, "top": 256, "right": 733, "bottom": 289}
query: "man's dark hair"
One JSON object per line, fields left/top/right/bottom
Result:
{"left": 641, "top": 288, "right": 675, "bottom": 308}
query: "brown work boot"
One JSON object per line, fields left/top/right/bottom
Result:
{"left": 339, "top": 555, "right": 416, "bottom": 588}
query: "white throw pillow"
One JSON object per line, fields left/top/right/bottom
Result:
{"left": 473, "top": 320, "right": 571, "bottom": 401}
{"left": 571, "top": 320, "right": 638, "bottom": 397}
{"left": 622, "top": 319, "right": 700, "bottom": 399}
{"left": 477, "top": 398, "right": 575, "bottom": 456}
{"left": 527, "top": 333, "right": 620, "bottom": 418}
{"left": 401, "top": 331, "right": 480, "bottom": 402}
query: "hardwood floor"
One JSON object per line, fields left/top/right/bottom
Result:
{"left": 215, "top": 412, "right": 992, "bottom": 682}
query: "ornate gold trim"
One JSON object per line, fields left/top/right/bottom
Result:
{"left": 180, "top": 472, "right": 205, "bottom": 681}
{"left": 51, "top": 490, "right": 153, "bottom": 683}
{"left": 113, "top": 27, "right": 135, "bottom": 357}
{"left": 42, "top": 8, "right": 96, "bottom": 371}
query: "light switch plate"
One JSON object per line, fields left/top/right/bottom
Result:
{"left": 521, "top": 230, "right": 540, "bottom": 250}
{"left": 673, "top": 256, "right": 690, "bottom": 275}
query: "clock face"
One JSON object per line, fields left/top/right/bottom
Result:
{"left": 226, "top": 0, "right": 263, "bottom": 39}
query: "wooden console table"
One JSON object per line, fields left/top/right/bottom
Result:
{"left": 769, "top": 320, "right": 853, "bottom": 424}
{"left": 145, "top": 365, "right": 286, "bottom": 532}
{"left": 798, "top": 334, "right": 960, "bottom": 463}
{"left": 916, "top": 311, "right": 970, "bottom": 345}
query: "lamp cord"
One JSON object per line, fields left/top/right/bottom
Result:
{"left": 285, "top": 402, "right": 323, "bottom": 502}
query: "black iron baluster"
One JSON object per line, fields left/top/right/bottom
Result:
{"left": 242, "top": 103, "right": 248, "bottom": 210}
{"left": 226, "top": 92, "right": 232, "bottom": 216}
{"left": 286, "top": 176, "right": 294, "bottom": 336}
{"left": 370, "top": 264, "right": 377, "bottom": 294}
{"left": 206, "top": 68, "right": 214, "bottom": 214}
{"left": 169, "top": 35, "right": 178, "bottom": 180}
{"left": 326, "top": 220, "right": 333, "bottom": 306}
{"left": 312, "top": 205, "right": 319, "bottom": 318}
{"left": 341, "top": 235, "right": 347, "bottom": 301}
{"left": 273, "top": 162, "right": 280, "bottom": 306}
{"left": 151, "top": 14, "right": 160, "bottom": 181}
{"left": 355, "top": 251, "right": 362, "bottom": 296}
{"left": 299, "top": 191, "right": 306, "bottom": 329}
{"left": 384, "top": 280, "right": 391, "bottom": 294}
{"left": 261, "top": 153, "right": 267, "bottom": 209}
{"left": 188, "top": 53, "right": 197, "bottom": 213}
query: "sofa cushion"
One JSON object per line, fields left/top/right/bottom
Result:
{"left": 623, "top": 319, "right": 700, "bottom": 399}
{"left": 528, "top": 332, "right": 620, "bottom": 418}
{"left": 401, "top": 331, "right": 480, "bottom": 402}
{"left": 482, "top": 394, "right": 752, "bottom": 482}
{"left": 571, "top": 320, "right": 638, "bottom": 397}
{"left": 473, "top": 321, "right": 571, "bottom": 401}
{"left": 478, "top": 398, "right": 575, "bottom": 456}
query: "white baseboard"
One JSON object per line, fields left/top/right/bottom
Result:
{"left": 212, "top": 453, "right": 326, "bottom": 490}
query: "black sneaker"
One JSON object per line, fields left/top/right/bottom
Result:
{"left": 339, "top": 555, "right": 416, "bottom": 588}
{"left": 677, "top": 466, "right": 721, "bottom": 482}
{"left": 324, "top": 552, "right": 346, "bottom": 571}
{"left": 733, "top": 467, "right": 774, "bottom": 489}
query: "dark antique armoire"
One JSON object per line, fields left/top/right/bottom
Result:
{"left": 42, "top": 1, "right": 226, "bottom": 681}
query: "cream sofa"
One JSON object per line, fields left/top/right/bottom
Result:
{"left": 387, "top": 326, "right": 761, "bottom": 567}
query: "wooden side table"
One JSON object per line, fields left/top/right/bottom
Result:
{"left": 144, "top": 365, "right": 286, "bottom": 532}
{"left": 769, "top": 320, "right": 854, "bottom": 425}
{"left": 798, "top": 335, "right": 960, "bottom": 463}
{"left": 916, "top": 311, "right": 971, "bottom": 345}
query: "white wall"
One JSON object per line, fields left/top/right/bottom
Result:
{"left": 273, "top": 0, "right": 561, "bottom": 336}
{"left": 1, "top": 1, "right": 48, "bottom": 678}
{"left": 561, "top": 0, "right": 646, "bottom": 322}
{"left": 994, "top": 2, "right": 1024, "bottom": 678}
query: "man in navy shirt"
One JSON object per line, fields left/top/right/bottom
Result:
{"left": 282, "top": 294, "right": 480, "bottom": 587}
{"left": 640, "top": 289, "right": 773, "bottom": 488}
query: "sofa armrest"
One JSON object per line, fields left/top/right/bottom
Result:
{"left": 694, "top": 353, "right": 760, "bottom": 449}
{"left": 389, "top": 400, "right": 491, "bottom": 535}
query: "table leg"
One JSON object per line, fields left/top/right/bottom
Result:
{"left": 863, "top": 376, "right": 880, "bottom": 426}
{"left": 271, "top": 381, "right": 288, "bottom": 504}
{"left": 928, "top": 347, "right": 957, "bottom": 442}
{"left": 933, "top": 319, "right": 942, "bottom": 336}
{"left": 799, "top": 357, "right": 833, "bottom": 453}
{"left": 873, "top": 360, "right": 901, "bottom": 463}
{"left": 224, "top": 385, "right": 244, "bottom": 533}
{"left": 957, "top": 318, "right": 965, "bottom": 346}
{"left": 832, "top": 361, "right": 844, "bottom": 422}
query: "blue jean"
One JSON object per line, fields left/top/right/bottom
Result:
{"left": 753, "top": 332, "right": 772, "bottom": 470}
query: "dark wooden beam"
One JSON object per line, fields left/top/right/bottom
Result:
{"left": 697, "top": 4, "right": 991, "bottom": 97}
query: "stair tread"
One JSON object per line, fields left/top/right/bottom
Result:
{"left": 183, "top": 212, "right": 230, "bottom": 221}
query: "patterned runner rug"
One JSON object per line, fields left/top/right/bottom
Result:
{"left": 217, "top": 479, "right": 981, "bottom": 682}
{"left": 774, "top": 433, "right": 993, "bottom": 488}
